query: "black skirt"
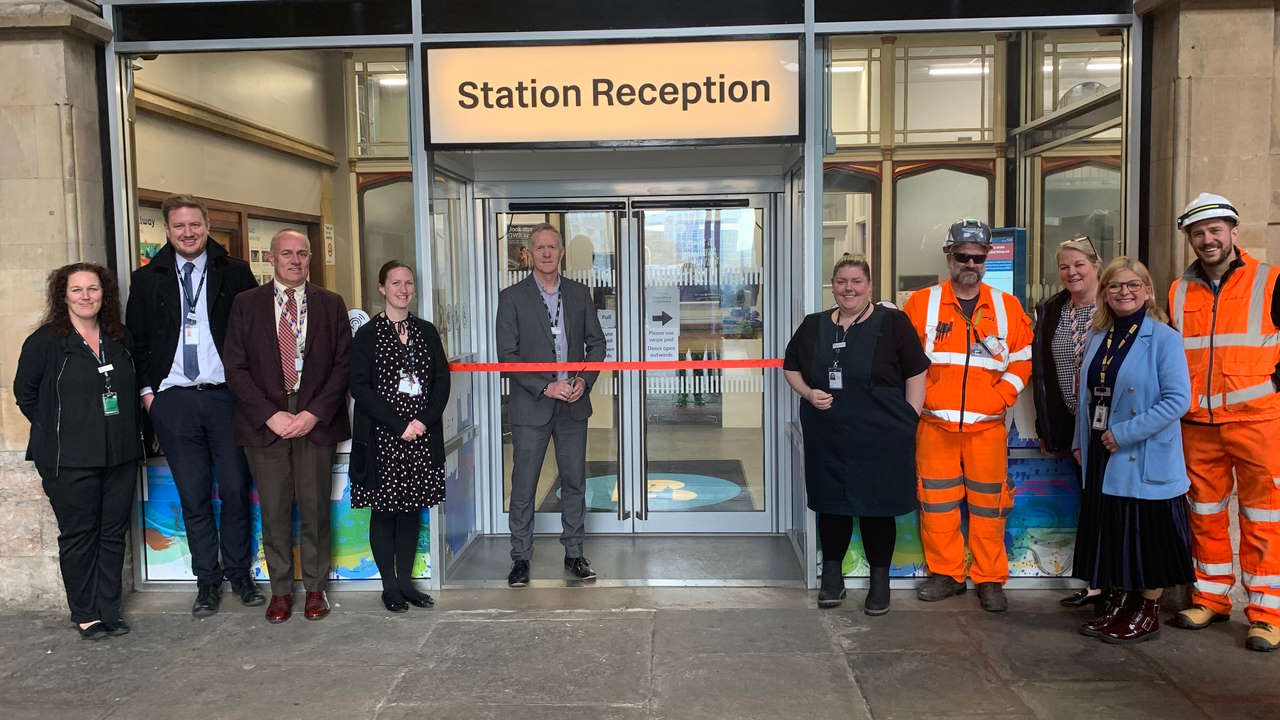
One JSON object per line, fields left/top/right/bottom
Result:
{"left": 1071, "top": 429, "right": 1195, "bottom": 591}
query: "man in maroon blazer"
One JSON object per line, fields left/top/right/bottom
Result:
{"left": 223, "top": 229, "right": 351, "bottom": 623}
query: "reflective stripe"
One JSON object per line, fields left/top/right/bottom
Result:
{"left": 1195, "top": 560, "right": 1235, "bottom": 576}
{"left": 1172, "top": 279, "right": 1189, "bottom": 331}
{"left": 970, "top": 504, "right": 1012, "bottom": 519}
{"left": 1242, "top": 572, "right": 1280, "bottom": 588}
{"left": 1199, "top": 380, "right": 1277, "bottom": 410}
{"left": 990, "top": 286, "right": 1009, "bottom": 339}
{"left": 927, "top": 351, "right": 1006, "bottom": 372}
{"left": 921, "top": 499, "right": 963, "bottom": 513}
{"left": 1247, "top": 262, "right": 1271, "bottom": 337}
{"left": 1007, "top": 347, "right": 1032, "bottom": 362}
{"left": 1249, "top": 592, "right": 1280, "bottom": 610}
{"left": 999, "top": 372, "right": 1025, "bottom": 394}
{"left": 923, "top": 285, "right": 942, "bottom": 356}
{"left": 1188, "top": 496, "right": 1231, "bottom": 515}
{"left": 1183, "top": 333, "right": 1280, "bottom": 351}
{"left": 923, "top": 408, "right": 1004, "bottom": 425}
{"left": 965, "top": 478, "right": 1005, "bottom": 494}
{"left": 921, "top": 476, "right": 964, "bottom": 490}
{"left": 1196, "top": 580, "right": 1234, "bottom": 596}
{"left": 1240, "top": 505, "right": 1280, "bottom": 523}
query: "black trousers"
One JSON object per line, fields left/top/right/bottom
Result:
{"left": 43, "top": 462, "right": 138, "bottom": 623}
{"left": 818, "top": 513, "right": 897, "bottom": 569}
{"left": 149, "top": 385, "right": 255, "bottom": 585}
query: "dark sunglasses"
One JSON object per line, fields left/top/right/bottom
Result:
{"left": 951, "top": 252, "right": 988, "bottom": 265}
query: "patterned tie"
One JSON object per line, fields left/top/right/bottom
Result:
{"left": 279, "top": 288, "right": 298, "bottom": 392}
{"left": 181, "top": 262, "right": 200, "bottom": 380}
{"left": 1069, "top": 306, "right": 1090, "bottom": 396}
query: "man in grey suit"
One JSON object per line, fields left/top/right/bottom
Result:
{"left": 496, "top": 222, "right": 606, "bottom": 587}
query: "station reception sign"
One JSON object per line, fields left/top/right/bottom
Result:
{"left": 426, "top": 39, "right": 801, "bottom": 146}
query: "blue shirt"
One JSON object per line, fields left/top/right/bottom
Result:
{"left": 536, "top": 275, "right": 568, "bottom": 381}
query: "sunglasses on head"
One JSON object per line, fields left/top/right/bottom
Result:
{"left": 951, "top": 252, "right": 987, "bottom": 265}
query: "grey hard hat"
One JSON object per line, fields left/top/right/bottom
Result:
{"left": 944, "top": 219, "right": 992, "bottom": 250}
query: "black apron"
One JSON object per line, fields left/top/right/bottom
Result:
{"left": 798, "top": 306, "right": 920, "bottom": 516}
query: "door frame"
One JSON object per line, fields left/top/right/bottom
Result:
{"left": 480, "top": 191, "right": 780, "bottom": 536}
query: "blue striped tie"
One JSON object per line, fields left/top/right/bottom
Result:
{"left": 182, "top": 262, "right": 200, "bottom": 380}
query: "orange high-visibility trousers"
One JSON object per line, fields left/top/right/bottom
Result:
{"left": 916, "top": 422, "right": 1015, "bottom": 584}
{"left": 1183, "top": 417, "right": 1280, "bottom": 625}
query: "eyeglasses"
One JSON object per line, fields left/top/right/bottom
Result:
{"left": 1058, "top": 236, "right": 1098, "bottom": 259}
{"left": 1106, "top": 280, "right": 1145, "bottom": 294}
{"left": 951, "top": 252, "right": 987, "bottom": 265}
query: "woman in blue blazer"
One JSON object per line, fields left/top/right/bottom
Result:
{"left": 1071, "top": 257, "right": 1194, "bottom": 645}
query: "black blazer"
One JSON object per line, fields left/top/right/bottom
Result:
{"left": 13, "top": 325, "right": 142, "bottom": 480}
{"left": 1031, "top": 290, "right": 1076, "bottom": 456}
{"left": 125, "top": 240, "right": 257, "bottom": 392}
{"left": 348, "top": 315, "right": 451, "bottom": 489}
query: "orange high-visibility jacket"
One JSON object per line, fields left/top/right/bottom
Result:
{"left": 1169, "top": 249, "right": 1280, "bottom": 424}
{"left": 904, "top": 281, "right": 1033, "bottom": 432}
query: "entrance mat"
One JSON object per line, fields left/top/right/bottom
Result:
{"left": 536, "top": 459, "right": 755, "bottom": 513}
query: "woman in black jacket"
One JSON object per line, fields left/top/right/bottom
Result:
{"left": 1030, "top": 237, "right": 1103, "bottom": 608}
{"left": 349, "top": 261, "right": 451, "bottom": 612}
{"left": 14, "top": 263, "right": 142, "bottom": 640}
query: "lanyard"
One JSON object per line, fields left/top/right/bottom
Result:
{"left": 831, "top": 303, "right": 871, "bottom": 367}
{"left": 953, "top": 303, "right": 986, "bottom": 337}
{"left": 1098, "top": 322, "right": 1140, "bottom": 387}
{"left": 182, "top": 268, "right": 207, "bottom": 318}
{"left": 80, "top": 332, "right": 113, "bottom": 393}
{"left": 546, "top": 291, "right": 562, "bottom": 330}
{"left": 274, "top": 285, "right": 308, "bottom": 356}
{"left": 391, "top": 315, "right": 419, "bottom": 370}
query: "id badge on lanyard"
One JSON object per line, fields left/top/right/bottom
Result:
{"left": 183, "top": 313, "right": 200, "bottom": 346}
{"left": 827, "top": 366, "right": 844, "bottom": 390}
{"left": 398, "top": 369, "right": 422, "bottom": 396}
{"left": 1091, "top": 387, "right": 1111, "bottom": 430}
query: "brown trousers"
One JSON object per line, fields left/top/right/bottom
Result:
{"left": 244, "top": 400, "right": 336, "bottom": 595}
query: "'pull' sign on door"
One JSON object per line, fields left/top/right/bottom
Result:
{"left": 425, "top": 39, "right": 802, "bottom": 148}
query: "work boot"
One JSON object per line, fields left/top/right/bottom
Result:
{"left": 976, "top": 582, "right": 1008, "bottom": 613}
{"left": 1172, "top": 604, "right": 1230, "bottom": 630}
{"left": 916, "top": 574, "right": 966, "bottom": 602}
{"left": 1246, "top": 622, "right": 1280, "bottom": 652}
{"left": 817, "top": 560, "right": 846, "bottom": 608}
{"left": 1081, "top": 589, "right": 1130, "bottom": 637}
{"left": 1101, "top": 597, "right": 1161, "bottom": 644}
{"left": 864, "top": 566, "right": 890, "bottom": 616}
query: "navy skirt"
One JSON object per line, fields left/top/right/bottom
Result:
{"left": 1071, "top": 429, "right": 1195, "bottom": 591}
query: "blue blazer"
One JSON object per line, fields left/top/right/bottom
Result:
{"left": 1073, "top": 316, "right": 1191, "bottom": 500}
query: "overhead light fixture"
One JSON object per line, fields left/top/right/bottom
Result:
{"left": 928, "top": 65, "right": 988, "bottom": 76}
{"left": 1086, "top": 58, "right": 1122, "bottom": 71}
{"left": 378, "top": 75, "right": 408, "bottom": 87}
{"left": 832, "top": 64, "right": 865, "bottom": 74}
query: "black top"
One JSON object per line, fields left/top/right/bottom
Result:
{"left": 1032, "top": 289, "right": 1076, "bottom": 455}
{"left": 125, "top": 240, "right": 257, "bottom": 393}
{"left": 348, "top": 314, "right": 451, "bottom": 489}
{"left": 13, "top": 325, "right": 143, "bottom": 478}
{"left": 784, "top": 304, "right": 930, "bottom": 389}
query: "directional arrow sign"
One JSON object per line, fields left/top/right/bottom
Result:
{"left": 645, "top": 287, "right": 680, "bottom": 361}
{"left": 651, "top": 311, "right": 673, "bottom": 325}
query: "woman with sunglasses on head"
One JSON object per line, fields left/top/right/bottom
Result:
{"left": 1071, "top": 257, "right": 1193, "bottom": 644}
{"left": 349, "top": 261, "right": 451, "bottom": 612}
{"left": 784, "top": 254, "right": 929, "bottom": 613}
{"left": 1029, "top": 237, "right": 1106, "bottom": 609}
{"left": 14, "top": 263, "right": 142, "bottom": 640}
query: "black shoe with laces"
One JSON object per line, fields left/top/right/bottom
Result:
{"left": 508, "top": 559, "right": 530, "bottom": 587}
{"left": 230, "top": 577, "right": 266, "bottom": 607}
{"left": 564, "top": 556, "right": 598, "bottom": 581}
{"left": 192, "top": 583, "right": 221, "bottom": 618}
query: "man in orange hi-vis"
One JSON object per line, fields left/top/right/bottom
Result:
{"left": 1168, "top": 192, "right": 1280, "bottom": 653}
{"left": 904, "top": 219, "right": 1033, "bottom": 613}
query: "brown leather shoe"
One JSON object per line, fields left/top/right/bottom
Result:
{"left": 1080, "top": 589, "right": 1130, "bottom": 637}
{"left": 266, "top": 594, "right": 292, "bottom": 624}
{"left": 1100, "top": 598, "right": 1161, "bottom": 644}
{"left": 304, "top": 591, "right": 330, "bottom": 620}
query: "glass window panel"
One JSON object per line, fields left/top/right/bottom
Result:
{"left": 430, "top": 173, "right": 473, "bottom": 357}
{"left": 822, "top": 193, "right": 848, "bottom": 222}
{"left": 359, "top": 177, "right": 415, "bottom": 312}
{"left": 894, "top": 168, "right": 989, "bottom": 297}
{"left": 1038, "top": 161, "right": 1121, "bottom": 302}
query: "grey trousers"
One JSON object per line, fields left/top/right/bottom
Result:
{"left": 509, "top": 406, "right": 587, "bottom": 562}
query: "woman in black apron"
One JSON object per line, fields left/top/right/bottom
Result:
{"left": 784, "top": 255, "right": 930, "bottom": 613}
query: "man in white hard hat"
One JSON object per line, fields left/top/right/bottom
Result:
{"left": 1168, "top": 192, "right": 1280, "bottom": 653}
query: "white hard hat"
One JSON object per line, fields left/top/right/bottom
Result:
{"left": 1177, "top": 192, "right": 1239, "bottom": 230}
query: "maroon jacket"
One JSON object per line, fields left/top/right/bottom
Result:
{"left": 222, "top": 282, "right": 352, "bottom": 448}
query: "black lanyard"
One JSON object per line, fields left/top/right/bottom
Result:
{"left": 391, "top": 316, "right": 419, "bottom": 372}
{"left": 831, "top": 303, "right": 871, "bottom": 367}
{"left": 181, "top": 267, "right": 206, "bottom": 318}
{"left": 80, "top": 332, "right": 113, "bottom": 393}
{"left": 1098, "top": 322, "right": 1139, "bottom": 388}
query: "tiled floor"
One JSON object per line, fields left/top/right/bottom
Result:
{"left": 1, "top": 587, "right": 1276, "bottom": 719}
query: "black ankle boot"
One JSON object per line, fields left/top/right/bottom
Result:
{"left": 818, "top": 560, "right": 847, "bottom": 608}
{"left": 864, "top": 566, "right": 890, "bottom": 616}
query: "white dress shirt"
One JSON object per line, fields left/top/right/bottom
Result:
{"left": 150, "top": 251, "right": 226, "bottom": 394}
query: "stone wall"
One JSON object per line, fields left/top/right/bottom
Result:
{"left": 0, "top": 0, "right": 110, "bottom": 610}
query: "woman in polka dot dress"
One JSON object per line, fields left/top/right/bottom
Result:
{"left": 349, "top": 261, "right": 451, "bottom": 612}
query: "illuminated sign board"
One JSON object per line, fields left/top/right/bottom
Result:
{"left": 426, "top": 39, "right": 801, "bottom": 146}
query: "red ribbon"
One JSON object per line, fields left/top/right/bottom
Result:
{"left": 448, "top": 359, "right": 784, "bottom": 373}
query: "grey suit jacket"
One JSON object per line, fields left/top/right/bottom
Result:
{"left": 496, "top": 274, "right": 606, "bottom": 426}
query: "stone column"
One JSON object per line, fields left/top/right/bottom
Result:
{"left": 0, "top": 0, "right": 111, "bottom": 610}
